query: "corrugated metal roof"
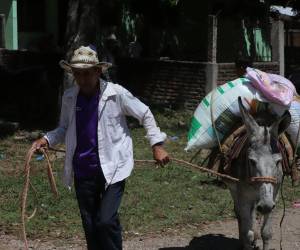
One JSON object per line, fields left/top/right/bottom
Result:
{"left": 270, "top": 5, "right": 297, "bottom": 16}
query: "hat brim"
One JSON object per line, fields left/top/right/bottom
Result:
{"left": 59, "top": 60, "right": 112, "bottom": 73}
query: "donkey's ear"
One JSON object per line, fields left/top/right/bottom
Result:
{"left": 238, "top": 96, "right": 258, "bottom": 133}
{"left": 270, "top": 111, "right": 291, "bottom": 138}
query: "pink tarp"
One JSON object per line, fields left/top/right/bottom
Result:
{"left": 245, "top": 67, "right": 296, "bottom": 106}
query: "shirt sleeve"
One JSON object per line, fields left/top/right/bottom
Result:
{"left": 44, "top": 92, "right": 69, "bottom": 147}
{"left": 119, "top": 87, "right": 167, "bottom": 146}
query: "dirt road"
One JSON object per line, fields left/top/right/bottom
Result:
{"left": 1, "top": 207, "right": 300, "bottom": 250}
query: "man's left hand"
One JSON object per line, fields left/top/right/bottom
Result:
{"left": 152, "top": 144, "right": 170, "bottom": 167}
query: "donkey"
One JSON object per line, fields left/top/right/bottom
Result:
{"left": 225, "top": 97, "right": 291, "bottom": 250}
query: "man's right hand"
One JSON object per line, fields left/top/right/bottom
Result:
{"left": 32, "top": 137, "right": 49, "bottom": 152}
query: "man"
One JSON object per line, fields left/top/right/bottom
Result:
{"left": 32, "top": 45, "right": 169, "bottom": 250}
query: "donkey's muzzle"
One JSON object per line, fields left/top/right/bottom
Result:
{"left": 257, "top": 202, "right": 275, "bottom": 214}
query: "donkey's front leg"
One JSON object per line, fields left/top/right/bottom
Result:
{"left": 238, "top": 204, "right": 256, "bottom": 250}
{"left": 261, "top": 212, "right": 273, "bottom": 250}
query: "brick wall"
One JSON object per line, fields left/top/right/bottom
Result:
{"left": 119, "top": 59, "right": 281, "bottom": 110}
{"left": 118, "top": 58, "right": 207, "bottom": 110}
{"left": 217, "top": 62, "right": 280, "bottom": 85}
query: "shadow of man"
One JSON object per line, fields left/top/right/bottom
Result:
{"left": 159, "top": 234, "right": 241, "bottom": 250}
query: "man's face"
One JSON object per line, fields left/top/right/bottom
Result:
{"left": 72, "top": 67, "right": 102, "bottom": 94}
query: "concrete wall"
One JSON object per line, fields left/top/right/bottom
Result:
{"left": 0, "top": 0, "right": 18, "bottom": 49}
{"left": 0, "top": 14, "right": 5, "bottom": 47}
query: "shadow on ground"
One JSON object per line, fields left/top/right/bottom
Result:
{"left": 160, "top": 234, "right": 241, "bottom": 250}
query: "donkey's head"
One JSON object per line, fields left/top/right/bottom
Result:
{"left": 238, "top": 97, "right": 291, "bottom": 214}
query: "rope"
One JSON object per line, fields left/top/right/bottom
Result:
{"left": 279, "top": 175, "right": 286, "bottom": 250}
{"left": 48, "top": 148, "right": 239, "bottom": 182}
{"left": 49, "top": 147, "right": 66, "bottom": 153}
{"left": 51, "top": 145, "right": 283, "bottom": 184}
{"left": 21, "top": 147, "right": 35, "bottom": 250}
{"left": 172, "top": 158, "right": 239, "bottom": 182}
{"left": 136, "top": 158, "right": 239, "bottom": 181}
{"left": 21, "top": 147, "right": 58, "bottom": 250}
{"left": 41, "top": 148, "right": 59, "bottom": 196}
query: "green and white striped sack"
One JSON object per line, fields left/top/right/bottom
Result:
{"left": 185, "top": 78, "right": 270, "bottom": 151}
{"left": 276, "top": 99, "right": 300, "bottom": 154}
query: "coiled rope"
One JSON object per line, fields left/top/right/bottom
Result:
{"left": 21, "top": 147, "right": 58, "bottom": 250}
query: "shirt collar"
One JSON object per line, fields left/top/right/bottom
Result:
{"left": 100, "top": 79, "right": 117, "bottom": 98}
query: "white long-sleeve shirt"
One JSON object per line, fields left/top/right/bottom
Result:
{"left": 45, "top": 80, "right": 166, "bottom": 188}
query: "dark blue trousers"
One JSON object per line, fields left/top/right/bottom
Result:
{"left": 74, "top": 174, "right": 125, "bottom": 250}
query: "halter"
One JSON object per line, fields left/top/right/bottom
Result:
{"left": 249, "top": 176, "right": 278, "bottom": 184}
{"left": 245, "top": 135, "right": 280, "bottom": 185}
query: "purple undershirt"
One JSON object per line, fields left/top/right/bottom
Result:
{"left": 73, "top": 88, "right": 101, "bottom": 179}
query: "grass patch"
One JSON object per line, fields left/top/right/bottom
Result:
{"left": 0, "top": 109, "right": 300, "bottom": 240}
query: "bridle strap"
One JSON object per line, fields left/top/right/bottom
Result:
{"left": 249, "top": 176, "right": 278, "bottom": 184}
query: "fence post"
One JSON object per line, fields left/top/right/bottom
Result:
{"left": 206, "top": 15, "right": 218, "bottom": 92}
{"left": 271, "top": 19, "right": 285, "bottom": 76}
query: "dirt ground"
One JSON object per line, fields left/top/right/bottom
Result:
{"left": 1, "top": 207, "right": 300, "bottom": 250}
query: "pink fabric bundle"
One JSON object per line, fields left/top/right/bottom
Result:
{"left": 245, "top": 67, "right": 296, "bottom": 106}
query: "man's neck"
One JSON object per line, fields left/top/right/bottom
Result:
{"left": 80, "top": 80, "right": 100, "bottom": 97}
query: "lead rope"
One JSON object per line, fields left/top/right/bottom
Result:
{"left": 47, "top": 148, "right": 240, "bottom": 182}
{"left": 134, "top": 158, "right": 239, "bottom": 182}
{"left": 47, "top": 148, "right": 239, "bottom": 182}
{"left": 279, "top": 175, "right": 286, "bottom": 250}
{"left": 21, "top": 147, "right": 58, "bottom": 250}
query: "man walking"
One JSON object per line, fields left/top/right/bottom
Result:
{"left": 32, "top": 45, "right": 169, "bottom": 250}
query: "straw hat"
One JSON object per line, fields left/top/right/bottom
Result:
{"left": 59, "top": 46, "right": 112, "bottom": 73}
